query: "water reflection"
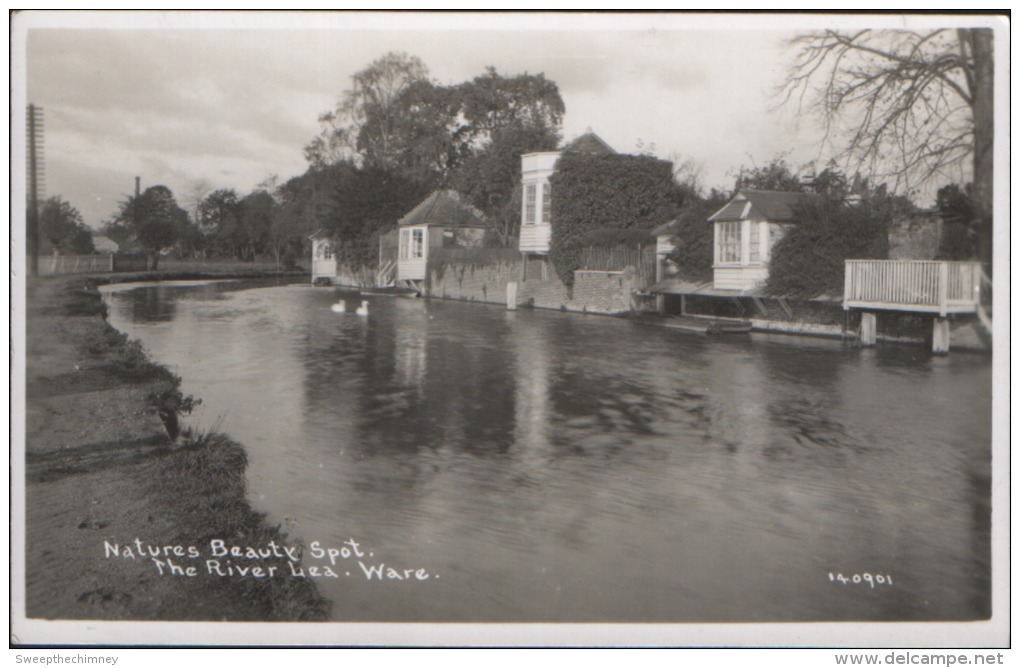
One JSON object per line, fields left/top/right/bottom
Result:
{"left": 101, "top": 280, "right": 993, "bottom": 623}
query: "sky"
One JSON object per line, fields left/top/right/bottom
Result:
{"left": 14, "top": 11, "right": 975, "bottom": 229}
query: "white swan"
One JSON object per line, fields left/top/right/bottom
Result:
{"left": 355, "top": 300, "right": 369, "bottom": 316}
{"left": 330, "top": 300, "right": 346, "bottom": 314}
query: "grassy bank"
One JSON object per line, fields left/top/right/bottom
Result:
{"left": 22, "top": 274, "right": 330, "bottom": 621}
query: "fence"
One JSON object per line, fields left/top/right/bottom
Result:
{"left": 580, "top": 245, "right": 657, "bottom": 283}
{"left": 40, "top": 254, "right": 113, "bottom": 275}
{"left": 843, "top": 260, "right": 981, "bottom": 315}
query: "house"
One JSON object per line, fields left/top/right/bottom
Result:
{"left": 309, "top": 229, "right": 337, "bottom": 285}
{"left": 92, "top": 235, "right": 119, "bottom": 254}
{"left": 395, "top": 190, "right": 487, "bottom": 287}
{"left": 519, "top": 130, "right": 616, "bottom": 255}
{"left": 707, "top": 189, "right": 818, "bottom": 291}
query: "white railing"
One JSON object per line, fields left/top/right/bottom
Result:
{"left": 844, "top": 260, "right": 981, "bottom": 316}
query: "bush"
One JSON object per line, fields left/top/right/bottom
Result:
{"left": 766, "top": 196, "right": 904, "bottom": 297}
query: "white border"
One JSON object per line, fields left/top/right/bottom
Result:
{"left": 9, "top": 10, "right": 1010, "bottom": 648}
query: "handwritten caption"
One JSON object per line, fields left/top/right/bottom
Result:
{"left": 104, "top": 538, "right": 436, "bottom": 582}
{"left": 829, "top": 572, "right": 892, "bottom": 588}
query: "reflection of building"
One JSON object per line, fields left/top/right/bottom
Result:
{"left": 513, "top": 323, "right": 551, "bottom": 451}
{"left": 393, "top": 304, "right": 427, "bottom": 393}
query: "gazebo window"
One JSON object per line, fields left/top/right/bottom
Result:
{"left": 718, "top": 222, "right": 741, "bottom": 264}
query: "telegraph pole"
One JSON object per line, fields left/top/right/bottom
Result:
{"left": 27, "top": 104, "right": 45, "bottom": 277}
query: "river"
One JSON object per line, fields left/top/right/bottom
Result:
{"left": 100, "top": 278, "right": 992, "bottom": 623}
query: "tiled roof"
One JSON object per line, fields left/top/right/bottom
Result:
{"left": 708, "top": 190, "right": 819, "bottom": 223}
{"left": 398, "top": 190, "right": 488, "bottom": 228}
{"left": 563, "top": 131, "right": 616, "bottom": 155}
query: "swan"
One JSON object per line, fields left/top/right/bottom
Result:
{"left": 355, "top": 300, "right": 369, "bottom": 316}
{"left": 330, "top": 300, "right": 346, "bottom": 314}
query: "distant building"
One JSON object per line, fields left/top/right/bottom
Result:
{"left": 707, "top": 189, "right": 818, "bottom": 291}
{"left": 396, "top": 190, "right": 488, "bottom": 286}
{"left": 309, "top": 229, "right": 337, "bottom": 284}
{"left": 519, "top": 129, "right": 616, "bottom": 256}
{"left": 92, "top": 235, "right": 119, "bottom": 254}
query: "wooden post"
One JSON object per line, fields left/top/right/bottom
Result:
{"left": 860, "top": 312, "right": 877, "bottom": 347}
{"left": 507, "top": 281, "right": 518, "bottom": 310}
{"left": 932, "top": 317, "right": 950, "bottom": 354}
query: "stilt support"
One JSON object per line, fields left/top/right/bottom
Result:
{"left": 507, "top": 281, "right": 518, "bottom": 310}
{"left": 860, "top": 312, "right": 877, "bottom": 347}
{"left": 932, "top": 317, "right": 950, "bottom": 354}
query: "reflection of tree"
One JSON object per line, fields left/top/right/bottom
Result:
{"left": 128, "top": 286, "right": 177, "bottom": 323}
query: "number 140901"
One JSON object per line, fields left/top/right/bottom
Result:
{"left": 829, "top": 572, "right": 892, "bottom": 588}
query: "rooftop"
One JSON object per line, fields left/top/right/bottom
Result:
{"left": 398, "top": 190, "right": 488, "bottom": 229}
{"left": 708, "top": 190, "right": 819, "bottom": 223}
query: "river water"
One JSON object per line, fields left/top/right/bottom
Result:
{"left": 100, "top": 279, "right": 992, "bottom": 623}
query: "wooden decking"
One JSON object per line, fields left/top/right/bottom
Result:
{"left": 843, "top": 260, "right": 982, "bottom": 316}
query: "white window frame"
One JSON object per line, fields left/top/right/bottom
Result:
{"left": 321, "top": 242, "right": 335, "bottom": 260}
{"left": 541, "top": 182, "right": 551, "bottom": 224}
{"left": 524, "top": 184, "right": 537, "bottom": 225}
{"left": 717, "top": 221, "right": 742, "bottom": 265}
{"left": 411, "top": 227, "right": 425, "bottom": 259}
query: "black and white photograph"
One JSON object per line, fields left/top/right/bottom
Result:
{"left": 10, "top": 11, "right": 1009, "bottom": 650}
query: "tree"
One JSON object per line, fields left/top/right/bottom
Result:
{"left": 733, "top": 155, "right": 805, "bottom": 192}
{"left": 780, "top": 28, "right": 994, "bottom": 269}
{"left": 113, "top": 185, "right": 187, "bottom": 269}
{"left": 40, "top": 196, "right": 94, "bottom": 254}
{"left": 198, "top": 188, "right": 242, "bottom": 257}
{"left": 450, "top": 124, "right": 560, "bottom": 246}
{"left": 305, "top": 52, "right": 430, "bottom": 169}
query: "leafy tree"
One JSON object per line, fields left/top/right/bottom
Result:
{"left": 780, "top": 28, "right": 994, "bottom": 270}
{"left": 305, "top": 52, "right": 430, "bottom": 169}
{"left": 734, "top": 155, "right": 805, "bottom": 192}
{"left": 322, "top": 165, "right": 431, "bottom": 269}
{"left": 198, "top": 188, "right": 243, "bottom": 257}
{"left": 667, "top": 189, "right": 732, "bottom": 283}
{"left": 40, "top": 196, "right": 94, "bottom": 254}
{"left": 112, "top": 185, "right": 188, "bottom": 269}
{"left": 936, "top": 183, "right": 977, "bottom": 260}
{"left": 237, "top": 190, "right": 275, "bottom": 261}
{"left": 450, "top": 124, "right": 560, "bottom": 246}
{"left": 549, "top": 152, "right": 684, "bottom": 286}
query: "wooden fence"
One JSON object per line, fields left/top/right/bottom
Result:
{"left": 843, "top": 260, "right": 981, "bottom": 316}
{"left": 580, "top": 245, "right": 657, "bottom": 283}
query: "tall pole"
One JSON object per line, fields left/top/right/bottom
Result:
{"left": 27, "top": 104, "right": 44, "bottom": 278}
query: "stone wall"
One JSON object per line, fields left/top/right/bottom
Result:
{"left": 424, "top": 254, "right": 647, "bottom": 315}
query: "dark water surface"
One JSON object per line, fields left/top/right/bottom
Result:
{"left": 101, "top": 279, "right": 992, "bottom": 623}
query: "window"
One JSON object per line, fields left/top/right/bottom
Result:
{"left": 524, "top": 184, "right": 536, "bottom": 224}
{"left": 399, "top": 229, "right": 410, "bottom": 260}
{"left": 749, "top": 223, "right": 760, "bottom": 263}
{"left": 718, "top": 222, "right": 741, "bottom": 264}
{"left": 411, "top": 228, "right": 424, "bottom": 258}
{"left": 541, "top": 182, "right": 551, "bottom": 223}
{"left": 322, "top": 243, "right": 335, "bottom": 260}
{"left": 400, "top": 228, "right": 425, "bottom": 259}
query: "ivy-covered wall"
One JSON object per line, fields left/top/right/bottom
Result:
{"left": 549, "top": 152, "right": 682, "bottom": 286}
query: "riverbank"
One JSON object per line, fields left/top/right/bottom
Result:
{"left": 20, "top": 273, "right": 329, "bottom": 621}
